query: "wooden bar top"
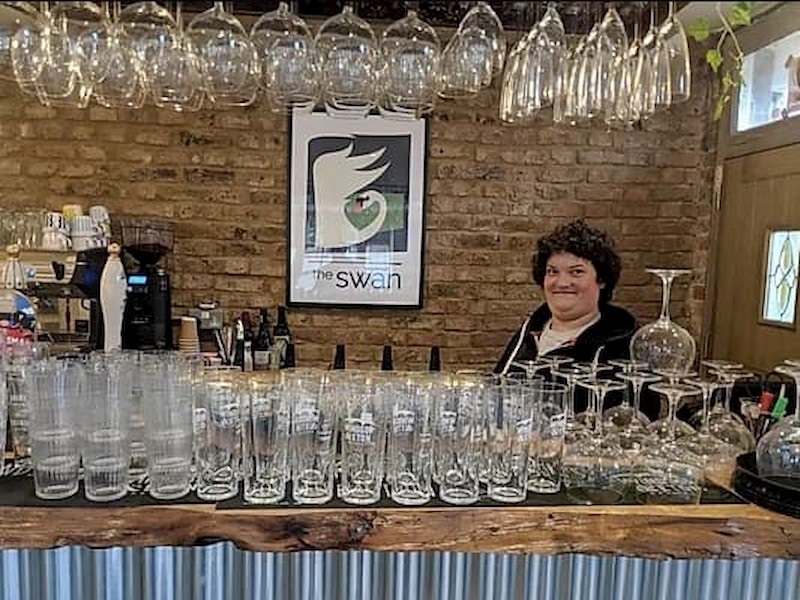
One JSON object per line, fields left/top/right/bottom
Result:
{"left": 0, "top": 502, "right": 797, "bottom": 559}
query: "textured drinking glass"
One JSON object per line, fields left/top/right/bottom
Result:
{"left": 26, "top": 359, "right": 82, "bottom": 500}
{"left": 243, "top": 377, "right": 289, "bottom": 504}
{"left": 435, "top": 374, "right": 482, "bottom": 505}
{"left": 485, "top": 381, "right": 530, "bottom": 503}
{"left": 528, "top": 382, "right": 568, "bottom": 494}
{"left": 127, "top": 351, "right": 147, "bottom": 478}
{"left": 0, "top": 360, "right": 6, "bottom": 472}
{"left": 339, "top": 374, "right": 386, "bottom": 505}
{"left": 141, "top": 358, "right": 194, "bottom": 500}
{"left": 196, "top": 371, "right": 241, "bottom": 501}
{"left": 81, "top": 356, "right": 132, "bottom": 502}
{"left": 289, "top": 370, "right": 335, "bottom": 504}
{"left": 6, "top": 354, "right": 30, "bottom": 467}
{"left": 387, "top": 376, "right": 434, "bottom": 505}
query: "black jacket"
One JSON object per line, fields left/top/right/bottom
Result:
{"left": 494, "top": 303, "right": 638, "bottom": 375}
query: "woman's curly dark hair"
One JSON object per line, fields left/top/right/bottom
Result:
{"left": 532, "top": 219, "right": 621, "bottom": 305}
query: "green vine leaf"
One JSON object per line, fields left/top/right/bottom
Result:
{"left": 688, "top": 17, "right": 711, "bottom": 42}
{"left": 730, "top": 2, "right": 754, "bottom": 27}
{"left": 706, "top": 48, "right": 723, "bottom": 73}
{"left": 690, "top": 1, "right": 753, "bottom": 120}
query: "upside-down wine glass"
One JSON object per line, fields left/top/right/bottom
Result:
{"left": 678, "top": 377, "right": 740, "bottom": 482}
{"left": 757, "top": 361, "right": 800, "bottom": 482}
{"left": 706, "top": 368, "right": 757, "bottom": 453}
{"left": 567, "top": 376, "right": 628, "bottom": 504}
{"left": 630, "top": 268, "right": 696, "bottom": 374}
{"left": 648, "top": 382, "right": 698, "bottom": 441}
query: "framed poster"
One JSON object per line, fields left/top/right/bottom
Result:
{"left": 287, "top": 111, "right": 428, "bottom": 308}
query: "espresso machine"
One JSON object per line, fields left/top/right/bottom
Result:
{"left": 119, "top": 220, "right": 173, "bottom": 350}
{"left": 23, "top": 246, "right": 109, "bottom": 351}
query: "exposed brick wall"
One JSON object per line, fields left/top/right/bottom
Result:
{"left": 0, "top": 52, "right": 716, "bottom": 371}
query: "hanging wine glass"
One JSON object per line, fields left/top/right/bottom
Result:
{"left": 659, "top": 0, "right": 690, "bottom": 103}
{"left": 599, "top": 7, "right": 629, "bottom": 127}
{"left": 651, "top": 16, "right": 672, "bottom": 110}
{"left": 33, "top": 11, "right": 84, "bottom": 107}
{"left": 458, "top": 1, "right": 505, "bottom": 82}
{"left": 10, "top": 7, "right": 46, "bottom": 97}
{"left": 93, "top": 22, "right": 147, "bottom": 109}
{"left": 562, "top": 35, "right": 588, "bottom": 126}
{"left": 0, "top": 2, "right": 40, "bottom": 82}
{"left": 118, "top": 0, "right": 178, "bottom": 92}
{"left": 250, "top": 2, "right": 318, "bottom": 114}
{"left": 639, "top": 5, "right": 660, "bottom": 119}
{"left": 538, "top": 3, "right": 565, "bottom": 109}
{"left": 757, "top": 362, "right": 800, "bottom": 482}
{"left": 437, "top": 31, "right": 483, "bottom": 99}
{"left": 499, "top": 35, "right": 527, "bottom": 123}
{"left": 187, "top": 1, "right": 259, "bottom": 107}
{"left": 630, "top": 268, "right": 696, "bottom": 374}
{"left": 379, "top": 10, "right": 440, "bottom": 119}
{"left": 35, "top": 2, "right": 108, "bottom": 108}
{"left": 149, "top": 5, "right": 204, "bottom": 112}
{"left": 315, "top": 5, "right": 378, "bottom": 119}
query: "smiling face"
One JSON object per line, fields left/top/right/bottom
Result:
{"left": 543, "top": 252, "right": 604, "bottom": 323}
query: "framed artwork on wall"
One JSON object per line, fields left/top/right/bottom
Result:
{"left": 286, "top": 111, "right": 428, "bottom": 308}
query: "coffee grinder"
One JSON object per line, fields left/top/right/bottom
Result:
{"left": 119, "top": 220, "right": 173, "bottom": 350}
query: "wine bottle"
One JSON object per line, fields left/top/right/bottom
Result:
{"left": 381, "top": 345, "right": 393, "bottom": 371}
{"left": 242, "top": 312, "right": 253, "bottom": 372}
{"left": 283, "top": 342, "right": 296, "bottom": 369}
{"left": 253, "top": 308, "right": 273, "bottom": 371}
{"left": 273, "top": 305, "right": 292, "bottom": 368}
{"left": 428, "top": 346, "right": 441, "bottom": 372}
{"left": 332, "top": 344, "right": 346, "bottom": 370}
{"left": 232, "top": 318, "right": 245, "bottom": 370}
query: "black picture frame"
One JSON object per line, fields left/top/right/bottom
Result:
{"left": 286, "top": 110, "right": 429, "bottom": 309}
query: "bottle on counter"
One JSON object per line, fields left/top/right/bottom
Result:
{"left": 428, "top": 346, "right": 441, "bottom": 372}
{"left": 253, "top": 308, "right": 273, "bottom": 371}
{"left": 273, "top": 305, "right": 292, "bottom": 369}
{"left": 381, "top": 345, "right": 393, "bottom": 371}
{"left": 242, "top": 311, "right": 254, "bottom": 372}
{"left": 232, "top": 317, "right": 245, "bottom": 370}
{"left": 332, "top": 343, "right": 346, "bottom": 370}
{"left": 284, "top": 342, "right": 296, "bottom": 369}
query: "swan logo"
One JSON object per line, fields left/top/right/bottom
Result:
{"left": 306, "top": 135, "right": 410, "bottom": 252}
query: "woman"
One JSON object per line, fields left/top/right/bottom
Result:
{"left": 495, "top": 219, "right": 638, "bottom": 375}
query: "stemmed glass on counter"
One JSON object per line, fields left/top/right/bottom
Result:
{"left": 757, "top": 360, "right": 800, "bottom": 482}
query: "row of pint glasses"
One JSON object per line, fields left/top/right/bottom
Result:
{"left": 5, "top": 353, "right": 568, "bottom": 505}
{"left": 246, "top": 369, "right": 567, "bottom": 506}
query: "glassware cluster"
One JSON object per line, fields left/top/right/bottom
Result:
{"left": 0, "top": 1, "right": 506, "bottom": 118}
{"left": 500, "top": 2, "right": 690, "bottom": 127}
{"left": 0, "top": 346, "right": 763, "bottom": 507}
{"left": 1, "top": 1, "right": 692, "bottom": 122}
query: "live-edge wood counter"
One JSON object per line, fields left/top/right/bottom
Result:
{"left": 0, "top": 503, "right": 796, "bottom": 560}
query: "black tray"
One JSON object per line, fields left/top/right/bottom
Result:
{"left": 732, "top": 452, "right": 800, "bottom": 519}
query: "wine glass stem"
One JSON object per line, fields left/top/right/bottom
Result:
{"left": 701, "top": 390, "right": 711, "bottom": 432}
{"left": 595, "top": 390, "right": 606, "bottom": 436}
{"left": 566, "top": 381, "right": 576, "bottom": 420}
{"left": 724, "top": 383, "right": 733, "bottom": 412}
{"left": 633, "top": 381, "right": 644, "bottom": 414}
{"left": 659, "top": 275, "right": 674, "bottom": 321}
{"left": 667, "top": 393, "right": 678, "bottom": 440}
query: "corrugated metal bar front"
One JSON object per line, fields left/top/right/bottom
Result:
{"left": 0, "top": 547, "right": 798, "bottom": 600}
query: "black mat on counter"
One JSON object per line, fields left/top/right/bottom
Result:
{"left": 0, "top": 469, "right": 742, "bottom": 509}
{"left": 0, "top": 475, "right": 210, "bottom": 508}
{"left": 216, "top": 482, "right": 743, "bottom": 510}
